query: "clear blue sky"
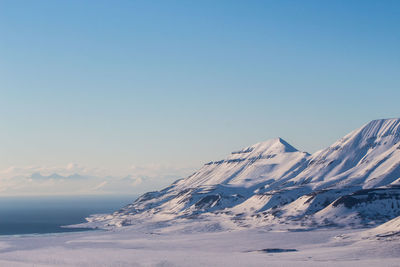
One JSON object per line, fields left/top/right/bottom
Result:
{"left": 1, "top": 0, "right": 399, "bottom": 173}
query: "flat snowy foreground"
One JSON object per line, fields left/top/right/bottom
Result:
{"left": 0, "top": 227, "right": 399, "bottom": 266}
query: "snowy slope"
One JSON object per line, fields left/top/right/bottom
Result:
{"left": 292, "top": 118, "right": 400, "bottom": 189}
{"left": 86, "top": 118, "right": 400, "bottom": 230}
{"left": 368, "top": 215, "right": 400, "bottom": 238}
{"left": 313, "top": 186, "right": 400, "bottom": 226}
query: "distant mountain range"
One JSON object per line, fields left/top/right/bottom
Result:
{"left": 87, "top": 118, "right": 400, "bottom": 233}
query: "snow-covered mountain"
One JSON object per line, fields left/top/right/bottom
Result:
{"left": 87, "top": 118, "right": 400, "bottom": 230}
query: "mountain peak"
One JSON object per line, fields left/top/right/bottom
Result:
{"left": 244, "top": 137, "right": 298, "bottom": 155}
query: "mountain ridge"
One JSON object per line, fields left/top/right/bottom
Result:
{"left": 85, "top": 118, "right": 400, "bottom": 231}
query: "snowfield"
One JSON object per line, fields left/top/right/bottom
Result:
{"left": 0, "top": 225, "right": 400, "bottom": 266}
{"left": 2, "top": 118, "right": 400, "bottom": 266}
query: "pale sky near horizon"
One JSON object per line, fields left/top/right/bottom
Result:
{"left": 1, "top": 1, "right": 399, "bottom": 195}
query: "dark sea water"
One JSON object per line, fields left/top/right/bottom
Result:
{"left": 0, "top": 195, "right": 137, "bottom": 236}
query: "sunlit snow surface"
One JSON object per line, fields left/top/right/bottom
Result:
{"left": 0, "top": 224, "right": 399, "bottom": 266}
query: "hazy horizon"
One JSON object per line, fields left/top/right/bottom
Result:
{"left": 1, "top": 0, "right": 399, "bottom": 196}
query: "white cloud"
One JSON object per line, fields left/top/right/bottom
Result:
{"left": 0, "top": 163, "right": 195, "bottom": 196}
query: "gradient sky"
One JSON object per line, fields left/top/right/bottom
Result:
{"left": 1, "top": 1, "right": 400, "bottom": 190}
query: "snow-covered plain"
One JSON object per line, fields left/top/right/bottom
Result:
{"left": 0, "top": 225, "right": 400, "bottom": 266}
{"left": 2, "top": 118, "right": 400, "bottom": 266}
